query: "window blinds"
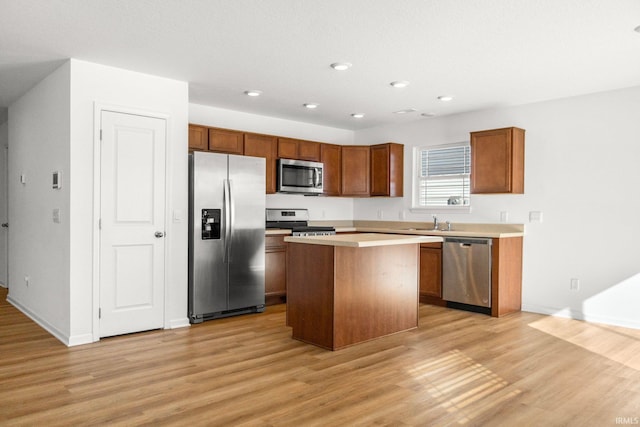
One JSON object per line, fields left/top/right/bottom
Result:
{"left": 418, "top": 145, "right": 470, "bottom": 207}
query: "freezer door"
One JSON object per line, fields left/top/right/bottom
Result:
{"left": 227, "top": 154, "right": 266, "bottom": 310}
{"left": 189, "top": 152, "right": 229, "bottom": 317}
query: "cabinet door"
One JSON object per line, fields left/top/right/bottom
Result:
{"left": 321, "top": 143, "right": 341, "bottom": 196}
{"left": 209, "top": 128, "right": 244, "bottom": 154}
{"left": 420, "top": 244, "right": 442, "bottom": 298}
{"left": 370, "top": 143, "right": 403, "bottom": 197}
{"left": 244, "top": 133, "right": 277, "bottom": 194}
{"left": 277, "top": 138, "right": 321, "bottom": 161}
{"left": 298, "top": 140, "right": 321, "bottom": 161}
{"left": 188, "top": 125, "right": 208, "bottom": 151}
{"left": 470, "top": 127, "right": 524, "bottom": 194}
{"left": 341, "top": 146, "right": 370, "bottom": 196}
{"left": 277, "top": 138, "right": 298, "bottom": 159}
{"left": 265, "top": 236, "right": 287, "bottom": 304}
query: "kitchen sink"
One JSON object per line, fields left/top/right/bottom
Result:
{"left": 400, "top": 228, "right": 436, "bottom": 231}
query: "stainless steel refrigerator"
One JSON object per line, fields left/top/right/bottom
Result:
{"left": 188, "top": 151, "right": 266, "bottom": 323}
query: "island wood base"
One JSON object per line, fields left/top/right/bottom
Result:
{"left": 286, "top": 242, "right": 419, "bottom": 350}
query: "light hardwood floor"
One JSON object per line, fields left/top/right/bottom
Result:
{"left": 1, "top": 286, "right": 639, "bottom": 426}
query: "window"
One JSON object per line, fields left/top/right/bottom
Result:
{"left": 412, "top": 143, "right": 471, "bottom": 211}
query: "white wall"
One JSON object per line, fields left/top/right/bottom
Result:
{"left": 354, "top": 86, "right": 640, "bottom": 329}
{"left": 69, "top": 59, "right": 189, "bottom": 344}
{"left": 189, "top": 104, "right": 355, "bottom": 220}
{"left": 0, "top": 120, "right": 8, "bottom": 287}
{"left": 7, "top": 59, "right": 189, "bottom": 346}
{"left": 7, "top": 62, "right": 72, "bottom": 339}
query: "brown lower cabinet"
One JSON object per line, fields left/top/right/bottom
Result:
{"left": 490, "top": 236, "right": 523, "bottom": 317}
{"left": 419, "top": 242, "right": 444, "bottom": 305}
{"left": 265, "top": 236, "right": 287, "bottom": 305}
{"left": 266, "top": 232, "right": 522, "bottom": 317}
{"left": 419, "top": 237, "right": 523, "bottom": 317}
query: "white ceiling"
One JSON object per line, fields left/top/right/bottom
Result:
{"left": 1, "top": 0, "right": 640, "bottom": 130}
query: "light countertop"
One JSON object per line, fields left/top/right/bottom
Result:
{"left": 268, "top": 223, "right": 524, "bottom": 238}
{"left": 284, "top": 233, "right": 443, "bottom": 248}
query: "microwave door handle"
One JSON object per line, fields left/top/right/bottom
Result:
{"left": 313, "top": 168, "right": 320, "bottom": 188}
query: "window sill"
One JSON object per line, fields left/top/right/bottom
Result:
{"left": 410, "top": 206, "right": 472, "bottom": 214}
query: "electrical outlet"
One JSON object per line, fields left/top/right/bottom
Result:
{"left": 570, "top": 278, "right": 580, "bottom": 291}
{"left": 529, "top": 211, "right": 543, "bottom": 223}
{"left": 399, "top": 210, "right": 406, "bottom": 220}
{"left": 500, "top": 211, "right": 509, "bottom": 222}
{"left": 377, "top": 209, "right": 383, "bottom": 219}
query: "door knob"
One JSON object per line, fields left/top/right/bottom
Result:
{"left": 1, "top": 223, "right": 7, "bottom": 228}
{"left": 155, "top": 231, "right": 165, "bottom": 238}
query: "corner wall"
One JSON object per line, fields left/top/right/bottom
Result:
{"left": 69, "top": 59, "right": 189, "bottom": 344}
{"left": 353, "top": 86, "right": 640, "bottom": 329}
{"left": 0, "top": 120, "right": 8, "bottom": 287}
{"left": 7, "top": 61, "right": 72, "bottom": 340}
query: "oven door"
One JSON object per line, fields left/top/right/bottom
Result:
{"left": 277, "top": 159, "right": 323, "bottom": 194}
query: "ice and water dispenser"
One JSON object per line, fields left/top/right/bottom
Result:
{"left": 201, "top": 209, "right": 221, "bottom": 240}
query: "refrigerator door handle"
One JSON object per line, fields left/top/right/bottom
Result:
{"left": 223, "top": 178, "right": 232, "bottom": 263}
{"left": 227, "top": 179, "right": 234, "bottom": 262}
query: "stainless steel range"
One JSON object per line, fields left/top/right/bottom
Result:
{"left": 266, "top": 208, "right": 336, "bottom": 236}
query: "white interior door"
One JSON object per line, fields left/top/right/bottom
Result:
{"left": 0, "top": 137, "right": 7, "bottom": 288}
{"left": 99, "top": 111, "right": 166, "bottom": 338}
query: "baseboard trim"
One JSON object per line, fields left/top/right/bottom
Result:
{"left": 168, "top": 318, "right": 190, "bottom": 329}
{"left": 522, "top": 303, "right": 640, "bottom": 330}
{"left": 7, "top": 295, "right": 71, "bottom": 346}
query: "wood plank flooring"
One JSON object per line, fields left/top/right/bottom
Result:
{"left": 1, "top": 286, "right": 639, "bottom": 426}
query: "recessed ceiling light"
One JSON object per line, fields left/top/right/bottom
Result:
{"left": 421, "top": 112, "right": 436, "bottom": 118}
{"left": 244, "top": 90, "right": 262, "bottom": 97}
{"left": 437, "top": 95, "right": 453, "bottom": 102}
{"left": 330, "top": 62, "right": 352, "bottom": 71}
{"left": 303, "top": 103, "right": 319, "bottom": 109}
{"left": 390, "top": 81, "right": 410, "bottom": 88}
{"left": 635, "top": 25, "right": 640, "bottom": 33}
{"left": 393, "top": 108, "right": 417, "bottom": 114}
{"left": 351, "top": 113, "right": 365, "bottom": 118}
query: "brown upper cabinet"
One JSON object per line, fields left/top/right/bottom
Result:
{"left": 277, "top": 138, "right": 321, "bottom": 162}
{"left": 188, "top": 124, "right": 208, "bottom": 151}
{"left": 341, "top": 145, "right": 370, "bottom": 196}
{"left": 244, "top": 133, "right": 278, "bottom": 194}
{"left": 370, "top": 143, "right": 404, "bottom": 197}
{"left": 187, "top": 124, "right": 404, "bottom": 198}
{"left": 321, "top": 143, "right": 341, "bottom": 196}
{"left": 470, "top": 127, "right": 525, "bottom": 194}
{"left": 208, "top": 127, "right": 244, "bottom": 155}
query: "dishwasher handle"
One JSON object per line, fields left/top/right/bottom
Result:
{"left": 444, "top": 237, "right": 492, "bottom": 246}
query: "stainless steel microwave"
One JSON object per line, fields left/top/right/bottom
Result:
{"left": 277, "top": 158, "right": 323, "bottom": 194}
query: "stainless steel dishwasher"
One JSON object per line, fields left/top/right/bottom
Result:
{"left": 442, "top": 237, "right": 492, "bottom": 309}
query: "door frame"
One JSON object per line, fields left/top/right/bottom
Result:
{"left": 91, "top": 103, "right": 172, "bottom": 342}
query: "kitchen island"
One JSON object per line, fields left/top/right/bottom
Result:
{"left": 284, "top": 233, "right": 442, "bottom": 350}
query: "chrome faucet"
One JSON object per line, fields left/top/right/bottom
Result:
{"left": 432, "top": 215, "right": 439, "bottom": 230}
